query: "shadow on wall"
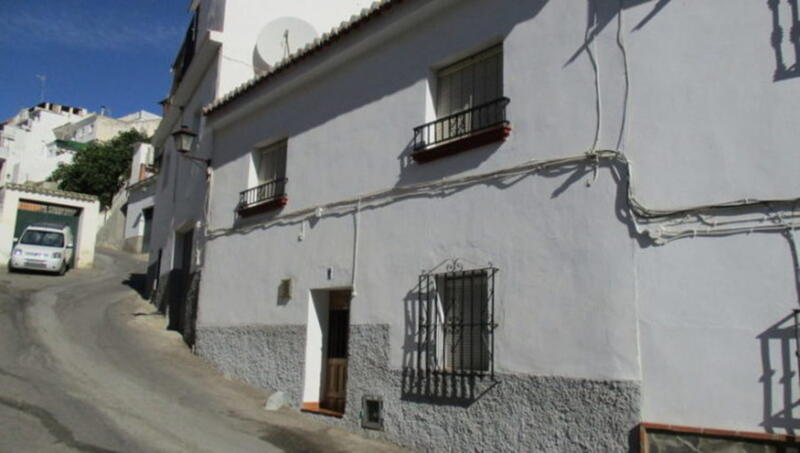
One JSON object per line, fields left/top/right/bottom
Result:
{"left": 757, "top": 311, "right": 800, "bottom": 435}
{"left": 567, "top": 0, "right": 672, "bottom": 66}
{"left": 575, "top": 0, "right": 798, "bottom": 83}
{"left": 768, "top": 0, "right": 800, "bottom": 82}
{"left": 400, "top": 286, "right": 499, "bottom": 407}
{"left": 150, "top": 269, "right": 200, "bottom": 347}
{"left": 395, "top": 138, "right": 503, "bottom": 187}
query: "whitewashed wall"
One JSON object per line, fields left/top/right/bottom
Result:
{"left": 620, "top": 0, "right": 800, "bottom": 434}
{"left": 4, "top": 109, "right": 80, "bottom": 183}
{"left": 204, "top": 0, "right": 634, "bottom": 380}
{"left": 200, "top": 0, "right": 800, "bottom": 436}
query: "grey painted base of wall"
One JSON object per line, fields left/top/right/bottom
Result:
{"left": 338, "top": 325, "right": 640, "bottom": 451}
{"left": 195, "top": 324, "right": 640, "bottom": 452}
{"left": 195, "top": 325, "right": 306, "bottom": 406}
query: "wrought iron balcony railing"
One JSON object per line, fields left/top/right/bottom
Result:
{"left": 413, "top": 97, "right": 510, "bottom": 151}
{"left": 238, "top": 177, "right": 288, "bottom": 211}
{"left": 170, "top": 12, "right": 199, "bottom": 94}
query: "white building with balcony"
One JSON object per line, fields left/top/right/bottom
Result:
{"left": 148, "top": 0, "right": 381, "bottom": 344}
{"left": 0, "top": 102, "right": 88, "bottom": 186}
{"left": 178, "top": 0, "right": 800, "bottom": 451}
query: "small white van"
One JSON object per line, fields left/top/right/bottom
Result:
{"left": 9, "top": 223, "right": 75, "bottom": 275}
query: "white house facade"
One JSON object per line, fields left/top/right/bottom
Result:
{"left": 124, "top": 143, "right": 156, "bottom": 253}
{"left": 0, "top": 102, "right": 89, "bottom": 186}
{"left": 180, "top": 0, "right": 800, "bottom": 451}
{"left": 53, "top": 110, "right": 161, "bottom": 145}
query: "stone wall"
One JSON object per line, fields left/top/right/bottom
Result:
{"left": 195, "top": 323, "right": 641, "bottom": 451}
{"left": 95, "top": 187, "right": 127, "bottom": 250}
{"left": 195, "top": 325, "right": 307, "bottom": 406}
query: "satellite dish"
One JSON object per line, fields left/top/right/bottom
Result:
{"left": 253, "top": 17, "right": 318, "bottom": 73}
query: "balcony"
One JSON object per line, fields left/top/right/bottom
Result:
{"left": 412, "top": 97, "right": 511, "bottom": 163}
{"left": 169, "top": 13, "right": 199, "bottom": 96}
{"left": 237, "top": 178, "right": 288, "bottom": 217}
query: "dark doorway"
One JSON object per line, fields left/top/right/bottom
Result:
{"left": 322, "top": 290, "right": 351, "bottom": 413}
{"left": 141, "top": 207, "right": 153, "bottom": 252}
{"left": 168, "top": 229, "right": 193, "bottom": 335}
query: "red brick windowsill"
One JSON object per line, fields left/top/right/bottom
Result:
{"left": 237, "top": 196, "right": 288, "bottom": 217}
{"left": 412, "top": 124, "right": 511, "bottom": 163}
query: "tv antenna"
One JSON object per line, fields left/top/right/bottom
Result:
{"left": 282, "top": 29, "right": 290, "bottom": 59}
{"left": 35, "top": 74, "right": 46, "bottom": 102}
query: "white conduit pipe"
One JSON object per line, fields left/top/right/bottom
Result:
{"left": 351, "top": 198, "right": 362, "bottom": 299}
{"left": 205, "top": 150, "right": 800, "bottom": 247}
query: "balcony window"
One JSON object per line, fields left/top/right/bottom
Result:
{"left": 413, "top": 45, "right": 510, "bottom": 162}
{"left": 238, "top": 139, "right": 288, "bottom": 216}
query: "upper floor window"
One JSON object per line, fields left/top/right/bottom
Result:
{"left": 436, "top": 44, "right": 502, "bottom": 118}
{"left": 238, "top": 139, "right": 288, "bottom": 216}
{"left": 413, "top": 44, "right": 510, "bottom": 163}
{"left": 254, "top": 140, "right": 287, "bottom": 185}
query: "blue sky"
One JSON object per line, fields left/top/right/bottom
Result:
{"left": 0, "top": 0, "right": 193, "bottom": 120}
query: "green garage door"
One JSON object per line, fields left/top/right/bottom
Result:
{"left": 14, "top": 201, "right": 81, "bottom": 267}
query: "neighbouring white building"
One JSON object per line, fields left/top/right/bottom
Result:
{"left": 148, "top": 0, "right": 379, "bottom": 343}
{"left": 52, "top": 110, "right": 161, "bottom": 148}
{"left": 0, "top": 102, "right": 161, "bottom": 188}
{"left": 124, "top": 143, "right": 156, "bottom": 253}
{"left": 0, "top": 102, "right": 89, "bottom": 186}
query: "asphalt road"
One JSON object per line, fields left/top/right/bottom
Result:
{"left": 0, "top": 249, "right": 403, "bottom": 453}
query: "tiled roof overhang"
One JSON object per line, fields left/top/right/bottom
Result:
{"left": 4, "top": 183, "right": 99, "bottom": 202}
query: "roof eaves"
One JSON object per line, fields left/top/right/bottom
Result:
{"left": 203, "top": 0, "right": 406, "bottom": 116}
{"left": 4, "top": 183, "right": 99, "bottom": 202}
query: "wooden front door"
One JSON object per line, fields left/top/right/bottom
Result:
{"left": 322, "top": 290, "right": 350, "bottom": 413}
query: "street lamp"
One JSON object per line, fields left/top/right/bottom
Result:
{"left": 171, "top": 124, "right": 210, "bottom": 166}
{"left": 171, "top": 125, "right": 197, "bottom": 154}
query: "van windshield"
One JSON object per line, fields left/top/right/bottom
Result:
{"left": 20, "top": 230, "right": 64, "bottom": 248}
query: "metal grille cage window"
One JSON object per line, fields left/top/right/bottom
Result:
{"left": 416, "top": 263, "right": 497, "bottom": 377}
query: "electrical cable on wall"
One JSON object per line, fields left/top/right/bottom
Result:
{"left": 205, "top": 149, "right": 800, "bottom": 248}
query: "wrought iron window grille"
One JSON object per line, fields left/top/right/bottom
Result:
{"left": 795, "top": 309, "right": 800, "bottom": 393}
{"left": 413, "top": 97, "right": 510, "bottom": 151}
{"left": 237, "top": 177, "right": 288, "bottom": 210}
{"left": 415, "top": 259, "right": 498, "bottom": 379}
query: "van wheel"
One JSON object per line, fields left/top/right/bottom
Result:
{"left": 58, "top": 261, "right": 67, "bottom": 276}
{"left": 7, "top": 262, "right": 14, "bottom": 273}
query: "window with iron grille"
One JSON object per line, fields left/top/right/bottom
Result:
{"left": 795, "top": 309, "right": 800, "bottom": 393}
{"left": 416, "top": 264, "right": 497, "bottom": 377}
